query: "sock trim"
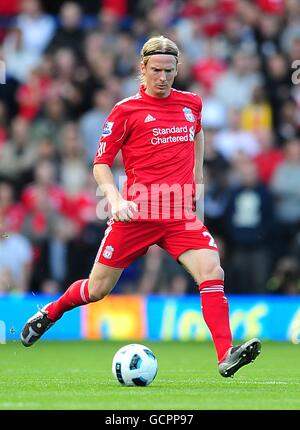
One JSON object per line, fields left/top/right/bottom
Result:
{"left": 80, "top": 279, "right": 89, "bottom": 303}
{"left": 199, "top": 279, "right": 224, "bottom": 290}
{"left": 200, "top": 286, "right": 224, "bottom": 294}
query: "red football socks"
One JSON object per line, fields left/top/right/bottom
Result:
{"left": 46, "top": 279, "right": 91, "bottom": 322}
{"left": 199, "top": 279, "right": 233, "bottom": 362}
{"left": 46, "top": 277, "right": 232, "bottom": 362}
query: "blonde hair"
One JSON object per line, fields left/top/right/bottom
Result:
{"left": 139, "top": 35, "right": 180, "bottom": 84}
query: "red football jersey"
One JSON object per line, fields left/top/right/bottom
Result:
{"left": 94, "top": 85, "right": 202, "bottom": 214}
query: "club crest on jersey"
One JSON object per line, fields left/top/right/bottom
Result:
{"left": 102, "top": 121, "right": 114, "bottom": 136}
{"left": 103, "top": 245, "right": 114, "bottom": 259}
{"left": 183, "top": 107, "right": 195, "bottom": 122}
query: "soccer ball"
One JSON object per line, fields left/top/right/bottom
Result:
{"left": 112, "top": 343, "right": 158, "bottom": 386}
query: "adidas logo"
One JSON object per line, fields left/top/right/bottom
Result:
{"left": 144, "top": 114, "right": 156, "bottom": 123}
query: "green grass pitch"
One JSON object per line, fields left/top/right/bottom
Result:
{"left": 0, "top": 340, "right": 299, "bottom": 410}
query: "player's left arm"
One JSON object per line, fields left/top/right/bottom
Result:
{"left": 194, "top": 129, "right": 204, "bottom": 186}
{"left": 193, "top": 129, "right": 205, "bottom": 218}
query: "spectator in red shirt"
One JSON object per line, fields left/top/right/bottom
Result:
{"left": 21, "top": 159, "right": 69, "bottom": 217}
{"left": 0, "top": 181, "right": 25, "bottom": 232}
{"left": 257, "top": 0, "right": 284, "bottom": 14}
{"left": 0, "top": 0, "right": 21, "bottom": 16}
{"left": 192, "top": 52, "right": 227, "bottom": 94}
{"left": 253, "top": 130, "right": 284, "bottom": 184}
{"left": 180, "top": 0, "right": 237, "bottom": 37}
{"left": 16, "top": 67, "right": 50, "bottom": 120}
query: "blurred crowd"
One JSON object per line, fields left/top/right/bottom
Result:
{"left": 0, "top": 0, "right": 300, "bottom": 296}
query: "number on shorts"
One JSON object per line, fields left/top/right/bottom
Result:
{"left": 202, "top": 231, "right": 217, "bottom": 248}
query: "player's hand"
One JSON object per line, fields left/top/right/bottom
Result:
{"left": 111, "top": 198, "right": 138, "bottom": 222}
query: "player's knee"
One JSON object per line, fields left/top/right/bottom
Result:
{"left": 200, "top": 265, "right": 224, "bottom": 284}
{"left": 88, "top": 278, "right": 113, "bottom": 301}
{"left": 88, "top": 285, "right": 109, "bottom": 302}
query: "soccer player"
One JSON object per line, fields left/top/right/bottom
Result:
{"left": 21, "top": 36, "right": 261, "bottom": 377}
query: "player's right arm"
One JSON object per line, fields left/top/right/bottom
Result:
{"left": 93, "top": 103, "right": 137, "bottom": 222}
{"left": 93, "top": 164, "right": 137, "bottom": 222}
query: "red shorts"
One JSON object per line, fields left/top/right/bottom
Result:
{"left": 95, "top": 216, "right": 219, "bottom": 268}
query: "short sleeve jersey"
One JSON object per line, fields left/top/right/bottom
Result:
{"left": 94, "top": 85, "right": 202, "bottom": 208}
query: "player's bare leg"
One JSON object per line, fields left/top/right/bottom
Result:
{"left": 21, "top": 263, "right": 123, "bottom": 347}
{"left": 87, "top": 262, "right": 124, "bottom": 301}
{"left": 178, "top": 248, "right": 261, "bottom": 377}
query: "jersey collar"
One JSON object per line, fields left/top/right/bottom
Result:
{"left": 139, "top": 85, "right": 173, "bottom": 103}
